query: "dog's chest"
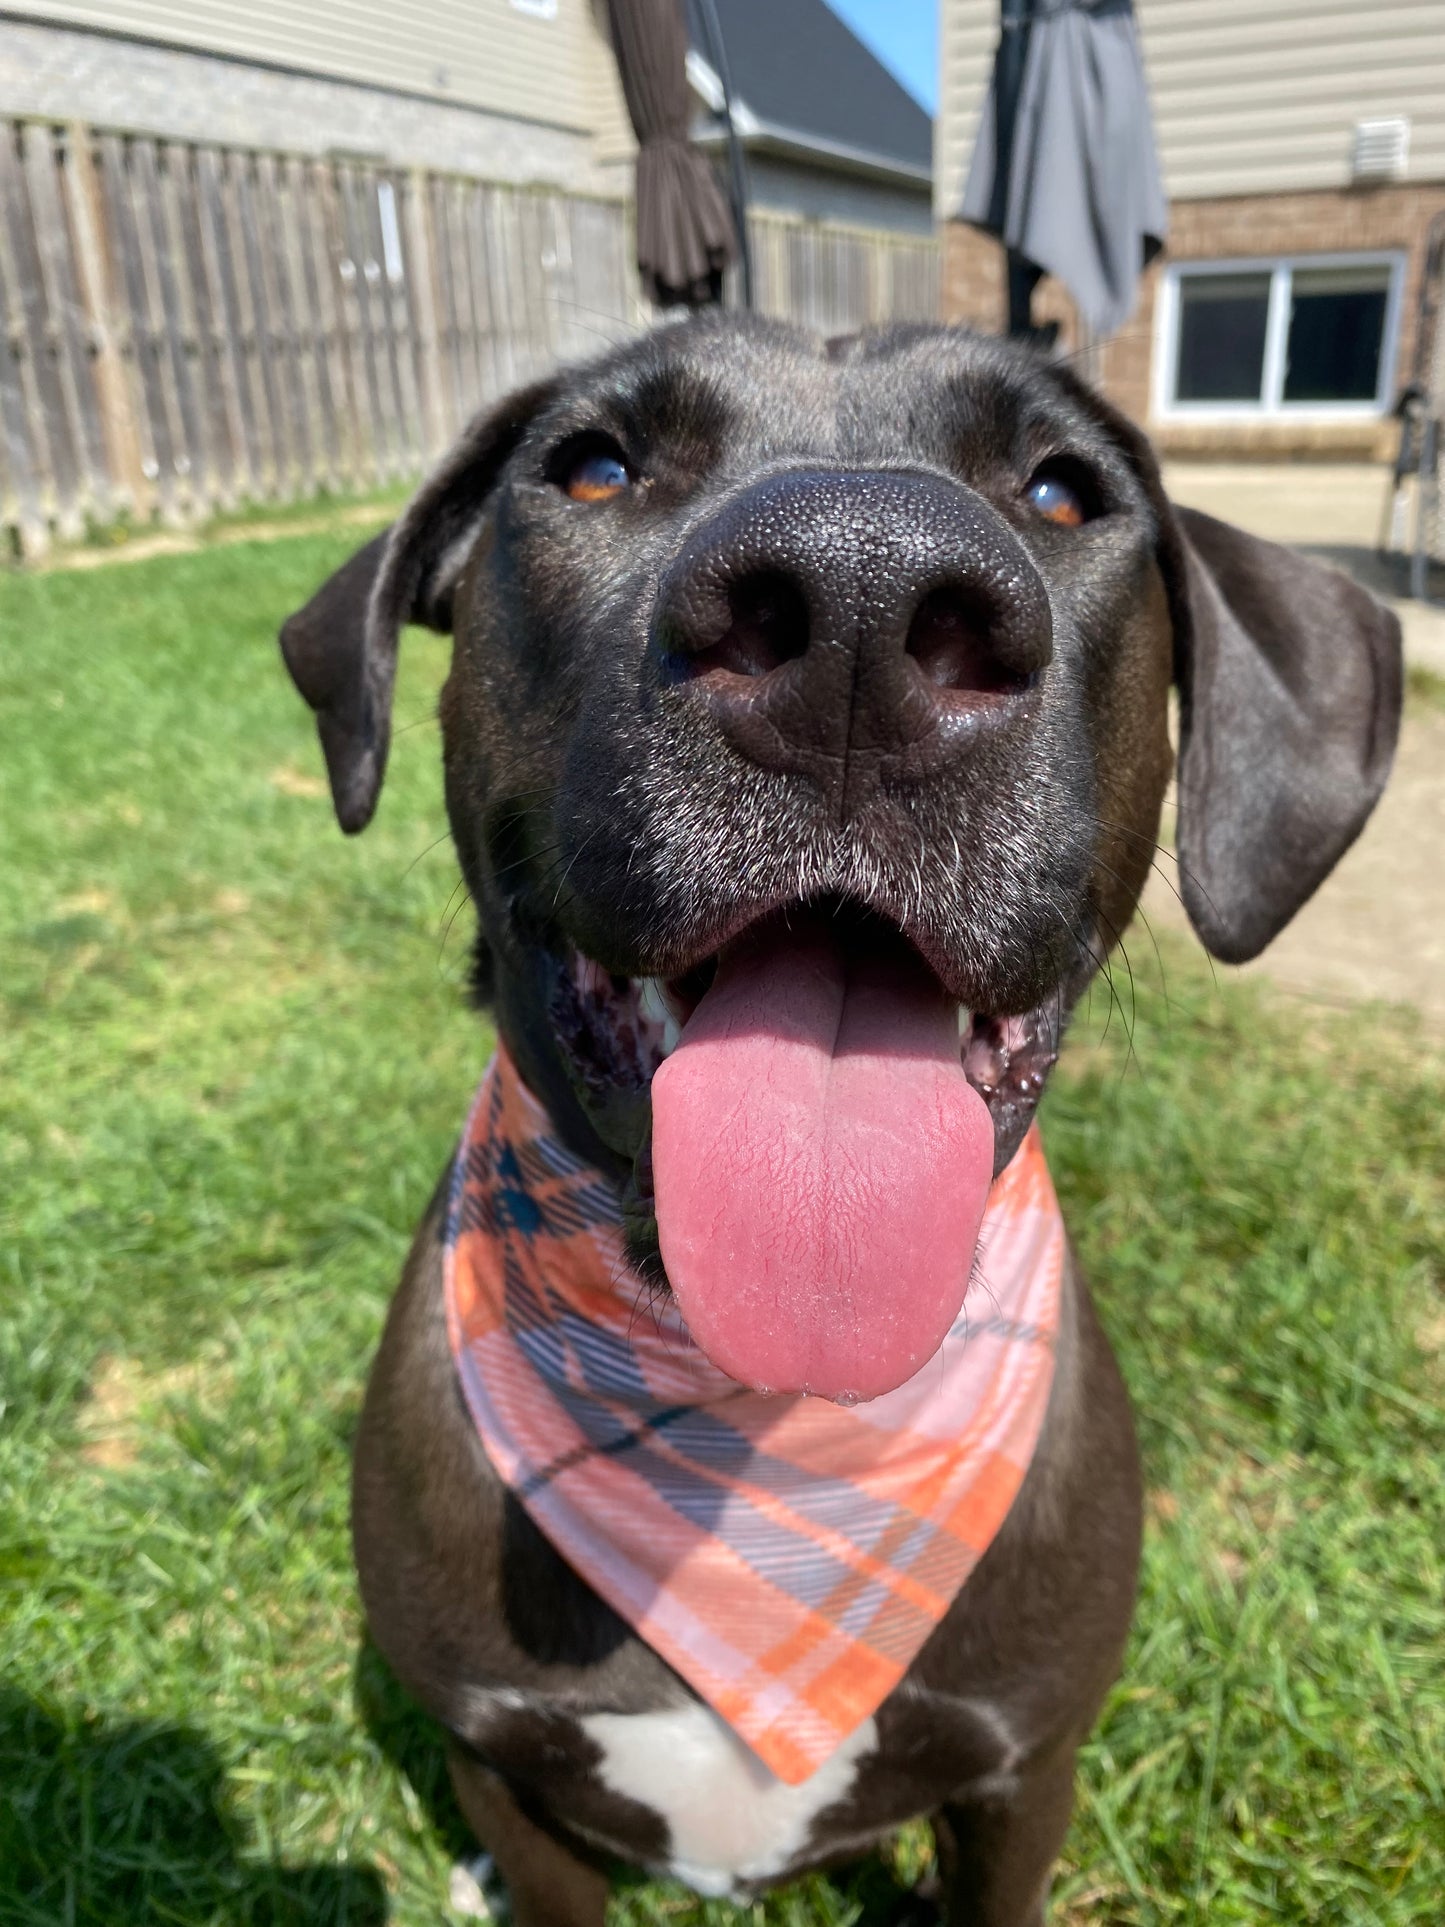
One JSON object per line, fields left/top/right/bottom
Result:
{"left": 580, "top": 1701, "right": 878, "bottom": 1898}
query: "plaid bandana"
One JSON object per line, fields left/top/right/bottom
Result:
{"left": 444, "top": 1045, "right": 1064, "bottom": 1785}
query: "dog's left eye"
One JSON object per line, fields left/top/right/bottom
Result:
{"left": 554, "top": 439, "right": 634, "bottom": 504}
{"left": 1023, "top": 469, "right": 1089, "bottom": 528}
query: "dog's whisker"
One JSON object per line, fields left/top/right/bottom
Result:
{"left": 1088, "top": 850, "right": 1176, "bottom": 1040}
{"left": 1094, "top": 814, "right": 1222, "bottom": 1000}
{"left": 404, "top": 827, "right": 457, "bottom": 877}
{"left": 394, "top": 707, "right": 442, "bottom": 738}
{"left": 436, "top": 878, "right": 475, "bottom": 961}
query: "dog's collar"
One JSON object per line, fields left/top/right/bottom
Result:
{"left": 445, "top": 1045, "right": 1063, "bottom": 1785}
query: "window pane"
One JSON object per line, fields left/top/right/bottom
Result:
{"left": 1283, "top": 266, "right": 1390, "bottom": 404}
{"left": 1174, "top": 273, "right": 1271, "bottom": 403}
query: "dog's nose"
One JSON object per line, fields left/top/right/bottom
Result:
{"left": 652, "top": 468, "right": 1052, "bottom": 819}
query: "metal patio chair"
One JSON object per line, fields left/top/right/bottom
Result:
{"left": 1380, "top": 210, "right": 1445, "bottom": 605}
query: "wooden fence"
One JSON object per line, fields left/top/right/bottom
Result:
{"left": 740, "top": 210, "right": 939, "bottom": 340}
{"left": 0, "top": 118, "right": 938, "bottom": 555}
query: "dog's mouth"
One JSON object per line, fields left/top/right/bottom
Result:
{"left": 549, "top": 902, "right": 1062, "bottom": 1403}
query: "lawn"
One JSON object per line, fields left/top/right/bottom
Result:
{"left": 1, "top": 526, "right": 1441, "bottom": 1926}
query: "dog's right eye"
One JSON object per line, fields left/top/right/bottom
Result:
{"left": 552, "top": 438, "right": 634, "bottom": 504}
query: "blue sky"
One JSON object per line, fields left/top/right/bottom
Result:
{"left": 823, "top": 0, "right": 938, "bottom": 113}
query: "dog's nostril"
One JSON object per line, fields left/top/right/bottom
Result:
{"left": 906, "top": 587, "right": 1028, "bottom": 697}
{"left": 690, "top": 571, "right": 810, "bottom": 680}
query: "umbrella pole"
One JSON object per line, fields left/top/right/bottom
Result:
{"left": 1007, "top": 256, "right": 1042, "bottom": 338}
{"left": 995, "top": 0, "right": 1036, "bottom": 337}
{"left": 694, "top": 0, "right": 755, "bottom": 310}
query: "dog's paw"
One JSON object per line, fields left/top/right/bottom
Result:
{"left": 448, "top": 1851, "right": 502, "bottom": 1921}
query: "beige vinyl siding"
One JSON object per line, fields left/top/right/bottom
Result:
{"left": 15, "top": 0, "right": 604, "bottom": 134}
{"left": 938, "top": 0, "right": 1445, "bottom": 214}
{"left": 1139, "top": 0, "right": 1445, "bottom": 198}
{"left": 582, "top": 3, "right": 637, "bottom": 168}
{"left": 935, "top": 1, "right": 995, "bottom": 221}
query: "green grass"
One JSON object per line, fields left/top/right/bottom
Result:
{"left": 1404, "top": 662, "right": 1445, "bottom": 718}
{"left": 2, "top": 526, "right": 1442, "bottom": 1926}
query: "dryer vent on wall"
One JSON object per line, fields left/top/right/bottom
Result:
{"left": 1352, "top": 117, "right": 1410, "bottom": 182}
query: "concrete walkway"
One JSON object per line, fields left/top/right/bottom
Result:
{"left": 1162, "top": 462, "right": 1445, "bottom": 675}
{"left": 1142, "top": 709, "right": 1445, "bottom": 1027}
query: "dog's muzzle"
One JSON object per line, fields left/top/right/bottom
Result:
{"left": 650, "top": 466, "right": 1053, "bottom": 822}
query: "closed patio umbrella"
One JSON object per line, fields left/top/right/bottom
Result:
{"left": 962, "top": 0, "right": 1167, "bottom": 339}
{"left": 606, "top": 0, "right": 739, "bottom": 308}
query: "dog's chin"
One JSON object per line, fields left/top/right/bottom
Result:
{"left": 543, "top": 899, "right": 1065, "bottom": 1286}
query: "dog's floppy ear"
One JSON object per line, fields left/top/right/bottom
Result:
{"left": 279, "top": 377, "right": 558, "bottom": 832}
{"left": 1086, "top": 394, "right": 1403, "bottom": 963}
{"left": 1161, "top": 503, "right": 1402, "bottom": 962}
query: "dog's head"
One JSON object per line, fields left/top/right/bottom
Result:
{"left": 282, "top": 316, "right": 1401, "bottom": 1399}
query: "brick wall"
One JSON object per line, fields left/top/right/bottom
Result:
{"left": 943, "top": 181, "right": 1445, "bottom": 458}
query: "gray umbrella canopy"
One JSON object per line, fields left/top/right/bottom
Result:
{"left": 962, "top": 0, "right": 1167, "bottom": 338}
{"left": 606, "top": 0, "right": 738, "bottom": 308}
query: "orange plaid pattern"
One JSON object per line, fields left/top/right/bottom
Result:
{"left": 445, "top": 1046, "right": 1064, "bottom": 1785}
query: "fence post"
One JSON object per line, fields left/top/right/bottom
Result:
{"left": 403, "top": 168, "right": 447, "bottom": 459}
{"left": 0, "top": 121, "right": 56, "bottom": 554}
{"left": 63, "top": 120, "right": 149, "bottom": 517}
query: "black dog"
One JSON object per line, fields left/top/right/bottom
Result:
{"left": 281, "top": 316, "right": 1400, "bottom": 1924}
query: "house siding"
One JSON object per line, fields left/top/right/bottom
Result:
{"left": 934, "top": 0, "right": 995, "bottom": 224}
{"left": 0, "top": 18, "right": 604, "bottom": 182}
{"left": 938, "top": 0, "right": 1445, "bottom": 457}
{"left": 583, "top": 4, "right": 636, "bottom": 172}
{"left": 1135, "top": 0, "right": 1445, "bottom": 199}
{"left": 937, "top": 0, "right": 1445, "bottom": 220}
{"left": 1125, "top": 183, "right": 1445, "bottom": 454}
{"left": 943, "top": 180, "right": 1445, "bottom": 457}
{"left": 0, "top": 0, "right": 605, "bottom": 136}
{"left": 734, "top": 154, "right": 933, "bottom": 235}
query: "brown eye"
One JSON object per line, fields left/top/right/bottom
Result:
{"left": 556, "top": 439, "right": 633, "bottom": 504}
{"left": 1024, "top": 471, "right": 1086, "bottom": 528}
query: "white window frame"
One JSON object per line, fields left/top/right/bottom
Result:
{"left": 1152, "top": 251, "right": 1406, "bottom": 423}
{"left": 510, "top": 0, "right": 558, "bottom": 17}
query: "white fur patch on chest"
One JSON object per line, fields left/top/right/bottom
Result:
{"left": 582, "top": 1701, "right": 877, "bottom": 1898}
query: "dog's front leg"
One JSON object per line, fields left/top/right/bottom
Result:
{"left": 447, "top": 1745, "right": 610, "bottom": 1927}
{"left": 933, "top": 1747, "right": 1078, "bottom": 1927}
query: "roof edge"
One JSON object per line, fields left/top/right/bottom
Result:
{"left": 694, "top": 115, "right": 932, "bottom": 189}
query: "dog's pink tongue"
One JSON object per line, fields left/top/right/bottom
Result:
{"left": 651, "top": 917, "right": 994, "bottom": 1402}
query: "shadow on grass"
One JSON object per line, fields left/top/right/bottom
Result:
{"left": 353, "top": 1636, "right": 472, "bottom": 1865}
{"left": 0, "top": 1689, "right": 386, "bottom": 1926}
